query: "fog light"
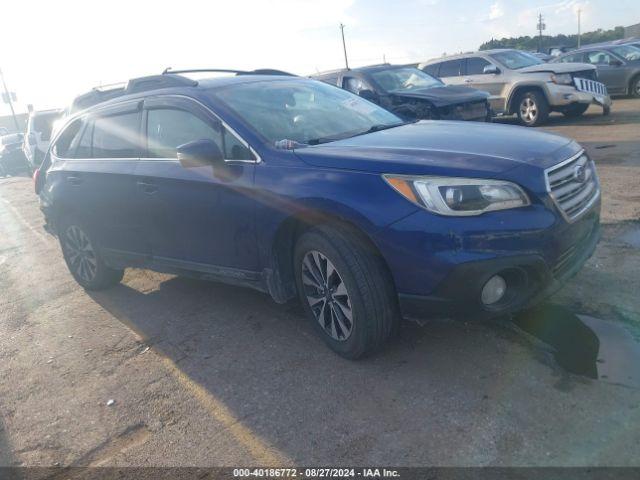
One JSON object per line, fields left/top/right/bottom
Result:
{"left": 481, "top": 275, "right": 507, "bottom": 305}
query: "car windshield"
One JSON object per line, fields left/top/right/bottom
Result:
{"left": 370, "top": 68, "right": 442, "bottom": 92}
{"left": 213, "top": 79, "right": 403, "bottom": 146}
{"left": 610, "top": 45, "right": 640, "bottom": 61}
{"left": 489, "top": 50, "right": 542, "bottom": 69}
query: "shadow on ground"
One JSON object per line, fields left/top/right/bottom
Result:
{"left": 86, "top": 274, "right": 639, "bottom": 465}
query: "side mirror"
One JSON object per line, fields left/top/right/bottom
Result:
{"left": 358, "top": 89, "right": 379, "bottom": 103}
{"left": 177, "top": 139, "right": 224, "bottom": 168}
{"left": 483, "top": 64, "right": 500, "bottom": 74}
{"left": 609, "top": 58, "right": 623, "bottom": 67}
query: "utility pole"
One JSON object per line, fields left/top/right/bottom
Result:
{"left": 577, "top": 9, "right": 582, "bottom": 48}
{"left": 339, "top": 23, "right": 350, "bottom": 70}
{"left": 537, "top": 14, "right": 546, "bottom": 53}
{"left": 0, "top": 68, "right": 21, "bottom": 132}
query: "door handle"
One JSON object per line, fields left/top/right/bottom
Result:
{"left": 137, "top": 180, "right": 158, "bottom": 194}
{"left": 66, "top": 175, "right": 82, "bottom": 186}
{"left": 464, "top": 78, "right": 473, "bottom": 83}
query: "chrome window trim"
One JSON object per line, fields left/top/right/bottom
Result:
{"left": 544, "top": 149, "right": 600, "bottom": 223}
{"left": 142, "top": 94, "right": 262, "bottom": 164}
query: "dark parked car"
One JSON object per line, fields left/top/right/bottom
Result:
{"left": 0, "top": 133, "right": 28, "bottom": 176}
{"left": 37, "top": 70, "right": 600, "bottom": 358}
{"left": 312, "top": 64, "right": 492, "bottom": 122}
{"left": 554, "top": 44, "right": 640, "bottom": 97}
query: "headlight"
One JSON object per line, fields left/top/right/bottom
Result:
{"left": 551, "top": 73, "right": 573, "bottom": 85}
{"left": 383, "top": 175, "right": 530, "bottom": 216}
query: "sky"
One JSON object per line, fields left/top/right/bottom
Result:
{"left": 0, "top": 0, "right": 638, "bottom": 115}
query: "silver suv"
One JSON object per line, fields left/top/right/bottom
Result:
{"left": 419, "top": 49, "right": 612, "bottom": 126}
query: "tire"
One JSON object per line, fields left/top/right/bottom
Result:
{"left": 516, "top": 90, "right": 549, "bottom": 127}
{"left": 630, "top": 75, "right": 640, "bottom": 98}
{"left": 294, "top": 225, "right": 399, "bottom": 359}
{"left": 562, "top": 103, "right": 589, "bottom": 117}
{"left": 57, "top": 216, "right": 124, "bottom": 290}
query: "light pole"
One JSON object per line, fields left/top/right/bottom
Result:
{"left": 577, "top": 9, "right": 582, "bottom": 48}
{"left": 537, "top": 14, "right": 546, "bottom": 53}
{"left": 0, "top": 68, "right": 21, "bottom": 132}
{"left": 339, "top": 23, "right": 350, "bottom": 70}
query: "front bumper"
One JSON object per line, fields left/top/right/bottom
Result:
{"left": 397, "top": 211, "right": 600, "bottom": 321}
{"left": 546, "top": 84, "right": 612, "bottom": 108}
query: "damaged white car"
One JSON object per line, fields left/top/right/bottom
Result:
{"left": 420, "top": 49, "right": 612, "bottom": 126}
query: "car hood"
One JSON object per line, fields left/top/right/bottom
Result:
{"left": 294, "top": 121, "right": 580, "bottom": 177}
{"left": 519, "top": 62, "right": 595, "bottom": 74}
{"left": 388, "top": 85, "right": 489, "bottom": 107}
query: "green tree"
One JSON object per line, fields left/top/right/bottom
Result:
{"left": 479, "top": 26, "right": 625, "bottom": 52}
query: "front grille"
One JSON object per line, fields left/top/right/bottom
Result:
{"left": 545, "top": 152, "right": 599, "bottom": 222}
{"left": 573, "top": 77, "right": 608, "bottom": 96}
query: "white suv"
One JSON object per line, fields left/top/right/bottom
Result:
{"left": 419, "top": 49, "right": 612, "bottom": 126}
{"left": 23, "top": 109, "right": 63, "bottom": 171}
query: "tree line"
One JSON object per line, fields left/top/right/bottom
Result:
{"left": 479, "top": 26, "right": 625, "bottom": 52}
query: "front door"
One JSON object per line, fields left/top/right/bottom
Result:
{"left": 134, "top": 96, "right": 259, "bottom": 272}
{"left": 462, "top": 57, "right": 507, "bottom": 113}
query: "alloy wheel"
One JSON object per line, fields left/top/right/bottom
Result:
{"left": 64, "top": 225, "right": 98, "bottom": 283}
{"left": 301, "top": 250, "right": 353, "bottom": 341}
{"left": 520, "top": 97, "right": 538, "bottom": 124}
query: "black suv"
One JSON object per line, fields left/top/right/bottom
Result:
{"left": 312, "top": 64, "right": 491, "bottom": 122}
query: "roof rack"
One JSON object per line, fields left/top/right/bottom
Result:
{"left": 162, "top": 67, "right": 296, "bottom": 76}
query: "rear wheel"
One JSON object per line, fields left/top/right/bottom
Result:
{"left": 516, "top": 90, "right": 549, "bottom": 127}
{"left": 562, "top": 103, "right": 589, "bottom": 117}
{"left": 58, "top": 217, "right": 123, "bottom": 290}
{"left": 630, "top": 75, "right": 640, "bottom": 98}
{"left": 294, "top": 226, "right": 399, "bottom": 359}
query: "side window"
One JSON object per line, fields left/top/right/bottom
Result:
{"left": 438, "top": 59, "right": 462, "bottom": 77}
{"left": 52, "top": 119, "right": 82, "bottom": 158}
{"left": 465, "top": 57, "right": 491, "bottom": 75}
{"left": 343, "top": 76, "right": 372, "bottom": 94}
{"left": 75, "top": 121, "right": 93, "bottom": 158}
{"left": 422, "top": 64, "right": 440, "bottom": 77}
{"left": 560, "top": 53, "right": 584, "bottom": 63}
{"left": 146, "top": 108, "right": 223, "bottom": 159}
{"left": 317, "top": 73, "right": 339, "bottom": 86}
{"left": 92, "top": 111, "right": 141, "bottom": 158}
{"left": 343, "top": 77, "right": 362, "bottom": 94}
{"left": 586, "top": 51, "right": 613, "bottom": 65}
{"left": 223, "top": 128, "right": 255, "bottom": 161}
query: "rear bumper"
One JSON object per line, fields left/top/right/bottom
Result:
{"left": 397, "top": 214, "right": 600, "bottom": 321}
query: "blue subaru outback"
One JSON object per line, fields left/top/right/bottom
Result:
{"left": 36, "top": 70, "right": 600, "bottom": 358}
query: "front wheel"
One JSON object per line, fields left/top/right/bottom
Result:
{"left": 516, "top": 91, "right": 549, "bottom": 127}
{"left": 294, "top": 226, "right": 399, "bottom": 359}
{"left": 58, "top": 217, "right": 124, "bottom": 290}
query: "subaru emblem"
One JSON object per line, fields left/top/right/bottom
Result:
{"left": 574, "top": 164, "right": 587, "bottom": 183}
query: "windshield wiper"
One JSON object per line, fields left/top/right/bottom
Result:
{"left": 306, "top": 121, "right": 413, "bottom": 146}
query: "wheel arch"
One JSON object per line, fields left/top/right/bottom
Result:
{"left": 265, "top": 207, "right": 397, "bottom": 304}
{"left": 506, "top": 84, "right": 548, "bottom": 114}
{"left": 629, "top": 72, "right": 640, "bottom": 96}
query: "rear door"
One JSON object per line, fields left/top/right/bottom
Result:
{"left": 435, "top": 59, "right": 465, "bottom": 86}
{"left": 134, "top": 96, "right": 259, "bottom": 271}
{"left": 48, "top": 103, "right": 147, "bottom": 261}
